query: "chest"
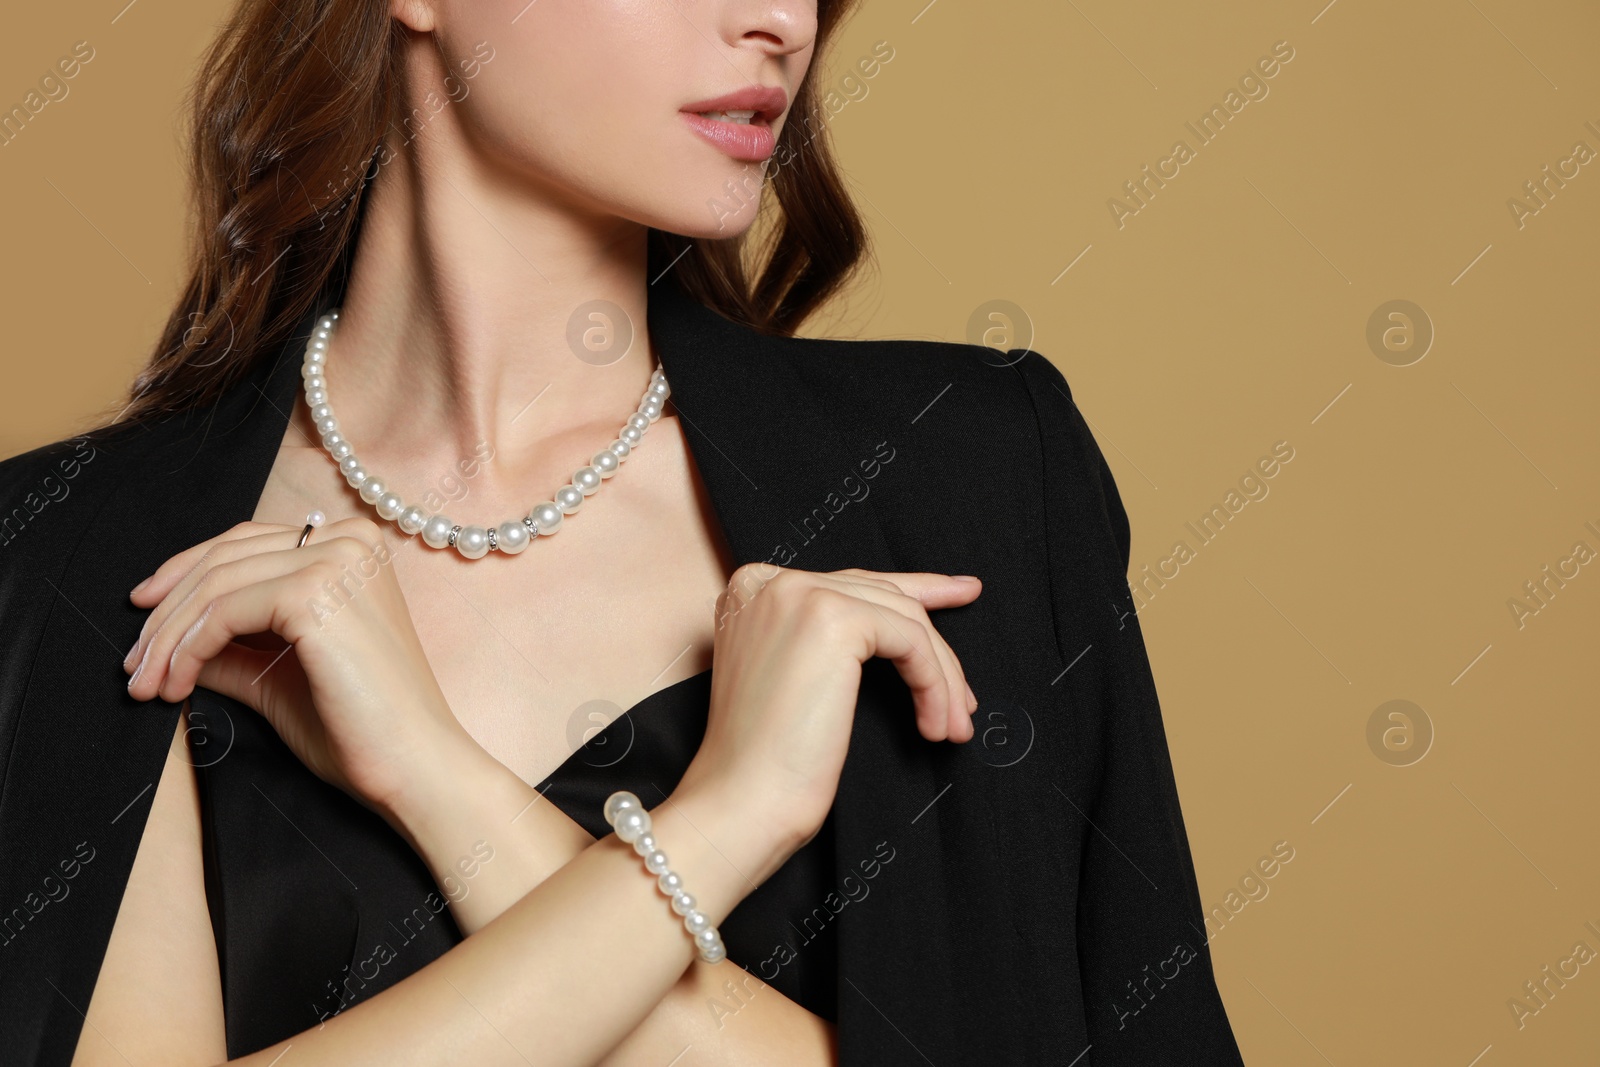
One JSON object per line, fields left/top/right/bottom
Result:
{"left": 253, "top": 418, "right": 737, "bottom": 787}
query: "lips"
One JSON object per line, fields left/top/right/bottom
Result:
{"left": 680, "top": 85, "right": 788, "bottom": 125}
{"left": 679, "top": 85, "right": 788, "bottom": 162}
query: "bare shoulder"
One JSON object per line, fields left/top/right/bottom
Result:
{"left": 71, "top": 709, "right": 227, "bottom": 1066}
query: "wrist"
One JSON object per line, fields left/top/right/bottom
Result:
{"left": 674, "top": 758, "right": 817, "bottom": 859}
{"left": 648, "top": 776, "right": 807, "bottom": 925}
{"left": 375, "top": 721, "right": 518, "bottom": 860}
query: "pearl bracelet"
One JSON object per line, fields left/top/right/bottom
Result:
{"left": 604, "top": 791, "right": 727, "bottom": 964}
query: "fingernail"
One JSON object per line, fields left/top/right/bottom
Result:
{"left": 127, "top": 662, "right": 142, "bottom": 691}
{"left": 966, "top": 682, "right": 977, "bottom": 712}
{"left": 130, "top": 577, "right": 150, "bottom": 596}
{"left": 122, "top": 645, "right": 136, "bottom": 671}
{"left": 952, "top": 574, "right": 979, "bottom": 582}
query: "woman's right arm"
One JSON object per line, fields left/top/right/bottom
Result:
{"left": 76, "top": 706, "right": 802, "bottom": 1067}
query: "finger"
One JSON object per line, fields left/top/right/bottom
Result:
{"left": 156, "top": 573, "right": 310, "bottom": 704}
{"left": 126, "top": 525, "right": 303, "bottom": 669}
{"left": 829, "top": 569, "right": 982, "bottom": 730}
{"left": 822, "top": 572, "right": 972, "bottom": 741}
{"left": 723, "top": 567, "right": 980, "bottom": 631}
{"left": 828, "top": 571, "right": 975, "bottom": 737}
{"left": 129, "top": 543, "right": 337, "bottom": 700}
{"left": 821, "top": 589, "right": 960, "bottom": 743}
{"left": 129, "top": 521, "right": 296, "bottom": 608}
{"left": 833, "top": 568, "right": 983, "bottom": 611}
{"left": 128, "top": 517, "right": 383, "bottom": 670}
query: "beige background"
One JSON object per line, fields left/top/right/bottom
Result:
{"left": 4, "top": 1, "right": 1598, "bottom": 1064}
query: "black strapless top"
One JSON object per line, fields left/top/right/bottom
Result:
{"left": 191, "top": 668, "right": 837, "bottom": 1058}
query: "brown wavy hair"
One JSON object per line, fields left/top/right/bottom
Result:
{"left": 118, "top": 0, "right": 868, "bottom": 426}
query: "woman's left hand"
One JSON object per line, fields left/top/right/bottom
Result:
{"left": 123, "top": 517, "right": 470, "bottom": 818}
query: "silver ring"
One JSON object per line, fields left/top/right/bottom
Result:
{"left": 296, "top": 523, "right": 315, "bottom": 548}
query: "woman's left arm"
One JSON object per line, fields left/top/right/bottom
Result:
{"left": 124, "top": 519, "right": 833, "bottom": 1067}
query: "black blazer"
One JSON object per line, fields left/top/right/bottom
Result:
{"left": 0, "top": 270, "right": 1245, "bottom": 1065}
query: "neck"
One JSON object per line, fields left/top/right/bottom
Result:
{"left": 293, "top": 88, "right": 664, "bottom": 506}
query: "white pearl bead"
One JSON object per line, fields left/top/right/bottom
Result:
{"left": 528, "top": 502, "right": 563, "bottom": 535}
{"left": 626, "top": 413, "right": 649, "bottom": 433}
{"left": 608, "top": 439, "right": 631, "bottom": 460}
{"left": 321, "top": 431, "right": 345, "bottom": 451}
{"left": 306, "top": 510, "right": 326, "bottom": 527}
{"left": 620, "top": 426, "right": 642, "bottom": 445}
{"left": 495, "top": 520, "right": 530, "bottom": 554}
{"left": 701, "top": 942, "right": 727, "bottom": 963}
{"left": 398, "top": 506, "right": 427, "bottom": 535}
{"left": 304, "top": 375, "right": 325, "bottom": 391}
{"left": 301, "top": 362, "right": 323, "bottom": 379}
{"left": 305, "top": 388, "right": 327, "bottom": 405}
{"left": 614, "top": 808, "right": 651, "bottom": 844}
{"left": 359, "top": 476, "right": 385, "bottom": 504}
{"left": 632, "top": 834, "right": 657, "bottom": 857}
{"left": 671, "top": 891, "right": 695, "bottom": 917}
{"left": 338, "top": 455, "right": 362, "bottom": 476}
{"left": 375, "top": 492, "right": 404, "bottom": 520}
{"left": 658, "top": 871, "right": 683, "bottom": 895}
{"left": 645, "top": 850, "right": 670, "bottom": 875}
{"left": 454, "top": 525, "right": 490, "bottom": 560}
{"left": 573, "top": 467, "right": 602, "bottom": 495}
{"left": 591, "top": 451, "right": 619, "bottom": 478}
{"left": 422, "top": 515, "right": 454, "bottom": 549}
{"left": 554, "top": 485, "right": 584, "bottom": 513}
{"left": 605, "top": 792, "right": 641, "bottom": 826}
{"left": 330, "top": 441, "right": 354, "bottom": 461}
{"left": 345, "top": 466, "right": 368, "bottom": 488}
{"left": 315, "top": 416, "right": 338, "bottom": 435}
{"left": 683, "top": 910, "right": 710, "bottom": 935}
{"left": 306, "top": 348, "right": 326, "bottom": 364}
{"left": 694, "top": 928, "right": 720, "bottom": 951}
{"left": 310, "top": 404, "right": 333, "bottom": 422}
{"left": 649, "top": 380, "right": 669, "bottom": 399}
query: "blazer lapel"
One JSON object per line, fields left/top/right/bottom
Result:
{"left": 647, "top": 275, "right": 903, "bottom": 578}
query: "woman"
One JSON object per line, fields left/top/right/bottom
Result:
{"left": 0, "top": 0, "right": 1246, "bottom": 1064}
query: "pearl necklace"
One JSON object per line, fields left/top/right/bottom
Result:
{"left": 300, "top": 308, "right": 669, "bottom": 559}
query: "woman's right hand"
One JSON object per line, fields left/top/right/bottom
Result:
{"left": 673, "top": 563, "right": 983, "bottom": 881}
